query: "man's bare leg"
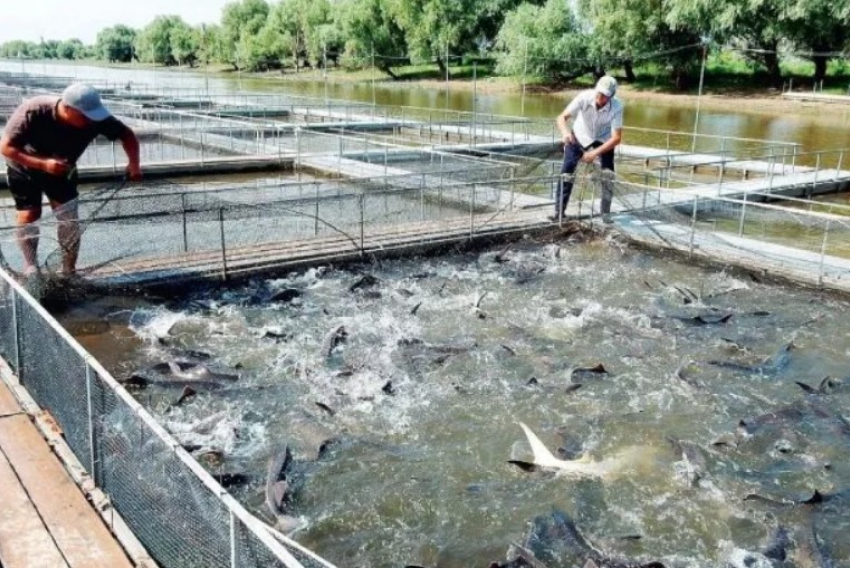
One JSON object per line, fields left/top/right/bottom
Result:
{"left": 15, "top": 208, "right": 41, "bottom": 275}
{"left": 52, "top": 199, "right": 80, "bottom": 277}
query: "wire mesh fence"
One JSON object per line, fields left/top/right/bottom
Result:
{"left": 0, "top": 267, "right": 336, "bottom": 568}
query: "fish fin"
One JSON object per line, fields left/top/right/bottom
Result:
{"left": 507, "top": 460, "right": 539, "bottom": 472}
{"left": 272, "top": 480, "right": 289, "bottom": 510}
{"left": 518, "top": 422, "right": 561, "bottom": 468}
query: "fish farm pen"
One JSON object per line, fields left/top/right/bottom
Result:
{"left": 1, "top": 70, "right": 850, "bottom": 568}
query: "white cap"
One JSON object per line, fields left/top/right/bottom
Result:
{"left": 595, "top": 76, "right": 617, "bottom": 97}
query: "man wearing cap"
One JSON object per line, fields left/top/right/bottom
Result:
{"left": 0, "top": 83, "right": 141, "bottom": 277}
{"left": 552, "top": 75, "right": 623, "bottom": 221}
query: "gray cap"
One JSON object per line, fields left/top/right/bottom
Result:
{"left": 61, "top": 83, "right": 111, "bottom": 121}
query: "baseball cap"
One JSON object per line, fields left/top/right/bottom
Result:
{"left": 61, "top": 83, "right": 111, "bottom": 121}
{"left": 595, "top": 76, "right": 618, "bottom": 98}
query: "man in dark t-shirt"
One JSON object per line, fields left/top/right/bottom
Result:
{"left": 0, "top": 83, "right": 142, "bottom": 276}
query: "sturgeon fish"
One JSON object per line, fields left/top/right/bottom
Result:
{"left": 510, "top": 422, "right": 614, "bottom": 477}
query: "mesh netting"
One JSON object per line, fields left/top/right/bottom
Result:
{"left": 0, "top": 269, "right": 331, "bottom": 568}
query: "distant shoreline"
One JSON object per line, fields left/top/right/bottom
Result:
{"left": 7, "top": 59, "right": 850, "bottom": 121}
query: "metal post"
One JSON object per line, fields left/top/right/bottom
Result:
{"left": 179, "top": 113, "right": 186, "bottom": 160}
{"left": 445, "top": 42, "right": 450, "bottom": 111}
{"left": 200, "top": 132, "right": 205, "bottom": 168}
{"left": 230, "top": 512, "right": 237, "bottom": 568}
{"left": 835, "top": 150, "right": 844, "bottom": 182}
{"left": 218, "top": 208, "right": 228, "bottom": 281}
{"left": 85, "top": 364, "right": 97, "bottom": 484}
{"left": 472, "top": 62, "right": 478, "bottom": 147}
{"left": 111, "top": 140, "right": 117, "bottom": 174}
{"left": 295, "top": 128, "right": 301, "bottom": 172}
{"left": 768, "top": 155, "right": 776, "bottom": 193}
{"left": 181, "top": 193, "right": 188, "bottom": 252}
{"left": 737, "top": 192, "right": 748, "bottom": 237}
{"left": 521, "top": 40, "right": 528, "bottom": 115}
{"left": 509, "top": 167, "right": 516, "bottom": 211}
{"left": 420, "top": 175, "right": 425, "bottom": 221}
{"left": 323, "top": 43, "right": 329, "bottom": 108}
{"left": 371, "top": 42, "right": 377, "bottom": 107}
{"left": 818, "top": 220, "right": 831, "bottom": 286}
{"left": 359, "top": 193, "right": 365, "bottom": 255}
{"left": 811, "top": 153, "right": 821, "bottom": 198}
{"left": 688, "top": 195, "right": 698, "bottom": 258}
{"left": 309, "top": 182, "right": 318, "bottom": 236}
{"left": 469, "top": 183, "right": 476, "bottom": 236}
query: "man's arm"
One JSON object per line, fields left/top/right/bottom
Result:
{"left": 0, "top": 132, "right": 70, "bottom": 176}
{"left": 119, "top": 128, "right": 142, "bottom": 181}
{"left": 555, "top": 108, "right": 574, "bottom": 146}
{"left": 581, "top": 128, "right": 622, "bottom": 163}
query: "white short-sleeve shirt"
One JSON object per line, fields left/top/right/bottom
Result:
{"left": 565, "top": 89, "right": 624, "bottom": 148}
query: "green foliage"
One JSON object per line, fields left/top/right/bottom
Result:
{"left": 95, "top": 25, "right": 137, "bottom": 62}
{"left": 338, "top": 0, "right": 408, "bottom": 73}
{"left": 495, "top": 0, "right": 592, "bottom": 83}
{"left": 4, "top": 0, "right": 850, "bottom": 86}
{"left": 135, "top": 16, "right": 197, "bottom": 66}
{"left": 221, "top": 0, "right": 270, "bottom": 69}
{"left": 390, "top": 0, "right": 481, "bottom": 63}
{"left": 56, "top": 39, "right": 87, "bottom": 60}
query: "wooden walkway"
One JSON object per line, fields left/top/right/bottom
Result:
{"left": 89, "top": 208, "right": 557, "bottom": 287}
{"left": 0, "top": 379, "right": 135, "bottom": 568}
{"left": 782, "top": 92, "right": 850, "bottom": 105}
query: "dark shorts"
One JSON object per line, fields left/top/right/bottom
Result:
{"left": 7, "top": 166, "right": 78, "bottom": 211}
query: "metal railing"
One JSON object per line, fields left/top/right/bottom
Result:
{"left": 0, "top": 268, "right": 337, "bottom": 568}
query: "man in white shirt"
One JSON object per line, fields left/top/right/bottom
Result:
{"left": 552, "top": 75, "right": 624, "bottom": 220}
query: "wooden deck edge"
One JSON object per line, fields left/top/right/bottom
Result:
{"left": 0, "top": 358, "right": 159, "bottom": 568}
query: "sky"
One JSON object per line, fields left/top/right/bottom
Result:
{"left": 0, "top": 0, "right": 234, "bottom": 44}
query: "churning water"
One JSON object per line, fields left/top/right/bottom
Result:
{"left": 67, "top": 229, "right": 850, "bottom": 568}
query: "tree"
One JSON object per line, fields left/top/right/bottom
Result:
{"left": 664, "top": 0, "right": 785, "bottom": 85}
{"left": 95, "top": 25, "right": 137, "bottom": 62}
{"left": 338, "top": 0, "right": 408, "bottom": 76}
{"left": 0, "top": 40, "right": 36, "bottom": 58}
{"left": 782, "top": 0, "right": 850, "bottom": 83}
{"left": 389, "top": 0, "right": 481, "bottom": 73}
{"left": 495, "top": 0, "right": 593, "bottom": 83}
{"left": 56, "top": 39, "right": 86, "bottom": 60}
{"left": 476, "top": 0, "right": 545, "bottom": 48}
{"left": 579, "top": 0, "right": 703, "bottom": 88}
{"left": 171, "top": 22, "right": 201, "bottom": 67}
{"left": 220, "top": 0, "right": 270, "bottom": 69}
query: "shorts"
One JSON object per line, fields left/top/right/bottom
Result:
{"left": 7, "top": 166, "right": 78, "bottom": 211}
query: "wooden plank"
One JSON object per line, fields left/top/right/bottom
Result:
{"left": 0, "top": 445, "right": 69, "bottom": 568}
{"left": 0, "top": 415, "right": 133, "bottom": 568}
{"left": 0, "top": 381, "right": 21, "bottom": 418}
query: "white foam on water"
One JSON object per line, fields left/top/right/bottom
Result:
{"left": 720, "top": 542, "right": 773, "bottom": 568}
{"left": 128, "top": 307, "right": 189, "bottom": 341}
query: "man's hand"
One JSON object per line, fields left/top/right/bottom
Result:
{"left": 562, "top": 132, "right": 575, "bottom": 146}
{"left": 43, "top": 158, "right": 71, "bottom": 177}
{"left": 126, "top": 162, "right": 143, "bottom": 182}
{"left": 581, "top": 150, "right": 598, "bottom": 164}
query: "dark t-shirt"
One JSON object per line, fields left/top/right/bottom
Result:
{"left": 3, "top": 95, "right": 130, "bottom": 176}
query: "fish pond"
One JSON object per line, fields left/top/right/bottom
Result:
{"left": 63, "top": 228, "right": 850, "bottom": 568}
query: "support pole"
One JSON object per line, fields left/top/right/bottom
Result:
{"left": 218, "top": 208, "right": 228, "bottom": 281}
{"left": 691, "top": 43, "right": 708, "bottom": 153}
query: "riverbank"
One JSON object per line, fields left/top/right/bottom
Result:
{"left": 10, "top": 58, "right": 850, "bottom": 121}
{"left": 199, "top": 62, "right": 850, "bottom": 119}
